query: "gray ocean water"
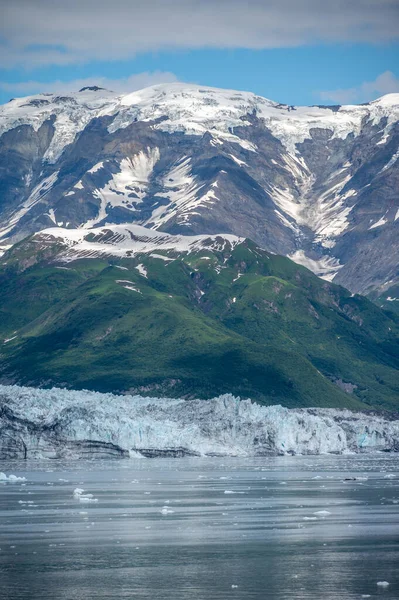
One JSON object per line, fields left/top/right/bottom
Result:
{"left": 0, "top": 455, "right": 398, "bottom": 600}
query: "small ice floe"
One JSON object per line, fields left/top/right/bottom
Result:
{"left": 231, "top": 584, "right": 238, "bottom": 589}
{"left": 313, "top": 510, "right": 331, "bottom": 516}
{"left": 376, "top": 581, "right": 390, "bottom": 587}
{"left": 160, "top": 506, "right": 174, "bottom": 515}
{"left": 303, "top": 517, "right": 317, "bottom": 521}
{"left": 0, "top": 473, "right": 26, "bottom": 483}
{"left": 383, "top": 474, "right": 396, "bottom": 479}
{"left": 73, "top": 488, "right": 98, "bottom": 503}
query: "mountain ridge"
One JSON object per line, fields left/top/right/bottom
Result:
{"left": 0, "top": 83, "right": 398, "bottom": 300}
{"left": 1, "top": 228, "right": 398, "bottom": 409}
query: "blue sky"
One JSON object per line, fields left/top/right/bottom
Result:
{"left": 1, "top": 0, "right": 398, "bottom": 106}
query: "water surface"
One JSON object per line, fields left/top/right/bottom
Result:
{"left": 0, "top": 455, "right": 398, "bottom": 599}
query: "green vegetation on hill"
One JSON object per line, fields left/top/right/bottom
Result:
{"left": 0, "top": 238, "right": 398, "bottom": 409}
{"left": 368, "top": 283, "right": 399, "bottom": 317}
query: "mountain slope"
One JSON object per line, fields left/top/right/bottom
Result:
{"left": 0, "top": 83, "right": 398, "bottom": 296}
{"left": 0, "top": 225, "right": 398, "bottom": 409}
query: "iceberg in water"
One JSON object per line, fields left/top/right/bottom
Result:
{"left": 0, "top": 384, "right": 398, "bottom": 459}
{"left": 0, "top": 472, "right": 26, "bottom": 482}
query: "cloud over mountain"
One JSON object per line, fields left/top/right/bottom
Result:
{"left": 319, "top": 71, "right": 399, "bottom": 104}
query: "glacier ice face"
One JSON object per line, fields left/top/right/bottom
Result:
{"left": 0, "top": 385, "right": 398, "bottom": 459}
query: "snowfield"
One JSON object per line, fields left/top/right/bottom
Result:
{"left": 0, "top": 385, "right": 398, "bottom": 459}
{"left": 34, "top": 223, "right": 244, "bottom": 261}
{"left": 2, "top": 84, "right": 398, "bottom": 161}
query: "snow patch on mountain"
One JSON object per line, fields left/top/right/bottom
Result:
{"left": 381, "top": 149, "right": 399, "bottom": 173}
{"left": 34, "top": 223, "right": 244, "bottom": 261}
{"left": 84, "top": 148, "right": 160, "bottom": 227}
{"left": 0, "top": 385, "right": 398, "bottom": 459}
{"left": 289, "top": 251, "right": 343, "bottom": 281}
{"left": 0, "top": 172, "right": 59, "bottom": 240}
{"left": 369, "top": 213, "right": 389, "bottom": 230}
{"left": 147, "top": 157, "right": 204, "bottom": 227}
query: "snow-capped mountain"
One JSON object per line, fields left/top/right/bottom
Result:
{"left": 0, "top": 83, "right": 398, "bottom": 296}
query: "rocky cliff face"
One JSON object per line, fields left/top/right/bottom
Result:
{"left": 0, "top": 83, "right": 398, "bottom": 296}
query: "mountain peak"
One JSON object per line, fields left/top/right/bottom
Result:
{"left": 370, "top": 92, "right": 399, "bottom": 107}
{"left": 78, "top": 86, "right": 109, "bottom": 93}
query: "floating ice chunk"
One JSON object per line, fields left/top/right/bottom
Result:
{"left": 0, "top": 473, "right": 26, "bottom": 482}
{"left": 79, "top": 496, "right": 98, "bottom": 503}
{"left": 73, "top": 487, "right": 98, "bottom": 502}
{"left": 313, "top": 510, "right": 331, "bottom": 516}
{"left": 231, "top": 584, "right": 238, "bottom": 589}
{"left": 376, "top": 581, "right": 390, "bottom": 587}
{"left": 303, "top": 517, "right": 318, "bottom": 521}
{"left": 160, "top": 507, "right": 174, "bottom": 515}
{"left": 383, "top": 474, "right": 396, "bottom": 479}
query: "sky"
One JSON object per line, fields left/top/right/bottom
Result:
{"left": 0, "top": 0, "right": 398, "bottom": 106}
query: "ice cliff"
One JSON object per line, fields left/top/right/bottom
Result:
{"left": 0, "top": 385, "right": 398, "bottom": 459}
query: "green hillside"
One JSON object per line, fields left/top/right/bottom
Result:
{"left": 369, "top": 283, "right": 399, "bottom": 317}
{"left": 0, "top": 237, "right": 398, "bottom": 409}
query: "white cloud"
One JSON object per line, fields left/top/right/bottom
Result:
{"left": 1, "top": 0, "right": 398, "bottom": 68}
{"left": 319, "top": 71, "right": 399, "bottom": 104}
{"left": 0, "top": 71, "right": 179, "bottom": 97}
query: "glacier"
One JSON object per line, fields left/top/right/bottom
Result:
{"left": 0, "top": 385, "right": 398, "bottom": 459}
{"left": 1, "top": 84, "right": 398, "bottom": 163}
